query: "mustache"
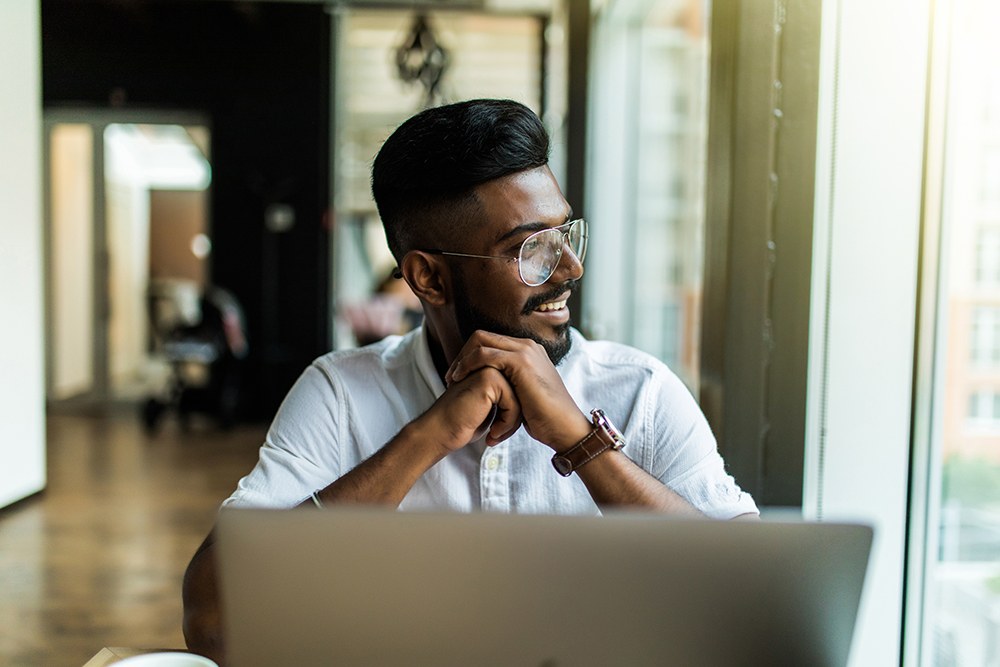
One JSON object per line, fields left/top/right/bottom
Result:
{"left": 521, "top": 279, "right": 580, "bottom": 315}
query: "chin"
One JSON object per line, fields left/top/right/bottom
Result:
{"left": 456, "top": 309, "right": 573, "bottom": 366}
{"left": 451, "top": 271, "right": 576, "bottom": 366}
{"left": 534, "top": 322, "right": 572, "bottom": 366}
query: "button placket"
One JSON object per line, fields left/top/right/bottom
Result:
{"left": 479, "top": 441, "right": 510, "bottom": 512}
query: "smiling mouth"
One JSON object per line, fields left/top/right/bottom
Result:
{"left": 523, "top": 281, "right": 579, "bottom": 316}
{"left": 535, "top": 298, "right": 568, "bottom": 313}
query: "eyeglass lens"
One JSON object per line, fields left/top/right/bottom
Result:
{"left": 518, "top": 219, "right": 588, "bottom": 286}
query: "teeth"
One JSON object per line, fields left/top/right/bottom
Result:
{"left": 536, "top": 300, "right": 567, "bottom": 312}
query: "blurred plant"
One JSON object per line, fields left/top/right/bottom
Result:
{"left": 942, "top": 455, "right": 1000, "bottom": 507}
{"left": 988, "top": 574, "right": 1000, "bottom": 596}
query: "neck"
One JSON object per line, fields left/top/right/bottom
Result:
{"left": 426, "top": 328, "right": 450, "bottom": 382}
{"left": 422, "top": 316, "right": 463, "bottom": 382}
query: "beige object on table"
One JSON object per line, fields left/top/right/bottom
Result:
{"left": 84, "top": 647, "right": 150, "bottom": 666}
{"left": 84, "top": 648, "right": 216, "bottom": 667}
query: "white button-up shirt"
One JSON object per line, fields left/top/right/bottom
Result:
{"left": 224, "top": 327, "right": 757, "bottom": 519}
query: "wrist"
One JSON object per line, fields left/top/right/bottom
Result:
{"left": 397, "top": 416, "right": 455, "bottom": 464}
{"left": 548, "top": 411, "right": 594, "bottom": 453}
{"left": 551, "top": 409, "right": 627, "bottom": 477}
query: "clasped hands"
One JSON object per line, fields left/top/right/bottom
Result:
{"left": 423, "top": 330, "right": 592, "bottom": 455}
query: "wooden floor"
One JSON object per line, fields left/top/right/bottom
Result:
{"left": 0, "top": 408, "right": 266, "bottom": 667}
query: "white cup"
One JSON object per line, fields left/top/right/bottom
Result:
{"left": 114, "top": 652, "right": 219, "bottom": 667}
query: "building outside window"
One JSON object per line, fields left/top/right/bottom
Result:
{"left": 982, "top": 147, "right": 1000, "bottom": 207}
{"left": 970, "top": 306, "right": 1000, "bottom": 367}
{"left": 975, "top": 228, "right": 1000, "bottom": 287}
{"left": 967, "top": 390, "right": 1000, "bottom": 425}
{"left": 915, "top": 0, "right": 1000, "bottom": 663}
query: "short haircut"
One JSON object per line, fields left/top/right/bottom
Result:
{"left": 371, "top": 99, "right": 550, "bottom": 261}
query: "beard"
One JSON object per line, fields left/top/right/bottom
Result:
{"left": 452, "top": 272, "right": 577, "bottom": 366}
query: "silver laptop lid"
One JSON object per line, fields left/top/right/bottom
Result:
{"left": 216, "top": 508, "right": 872, "bottom": 667}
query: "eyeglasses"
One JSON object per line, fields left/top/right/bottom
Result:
{"left": 423, "top": 218, "right": 588, "bottom": 287}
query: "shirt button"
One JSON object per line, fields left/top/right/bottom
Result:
{"left": 486, "top": 455, "right": 500, "bottom": 471}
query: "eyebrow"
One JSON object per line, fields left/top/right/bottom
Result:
{"left": 494, "top": 211, "right": 575, "bottom": 245}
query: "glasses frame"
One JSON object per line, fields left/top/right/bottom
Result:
{"left": 422, "top": 218, "right": 588, "bottom": 287}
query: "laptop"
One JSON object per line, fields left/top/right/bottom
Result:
{"left": 215, "top": 508, "right": 872, "bottom": 667}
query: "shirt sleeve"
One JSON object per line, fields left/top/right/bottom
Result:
{"left": 222, "top": 363, "right": 346, "bottom": 509}
{"left": 645, "top": 367, "right": 758, "bottom": 520}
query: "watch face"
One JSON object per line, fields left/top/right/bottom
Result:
{"left": 592, "top": 409, "right": 626, "bottom": 449}
{"left": 552, "top": 455, "right": 574, "bottom": 477}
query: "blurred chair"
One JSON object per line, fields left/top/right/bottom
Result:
{"left": 144, "top": 281, "right": 248, "bottom": 431}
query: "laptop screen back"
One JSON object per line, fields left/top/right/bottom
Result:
{"left": 216, "top": 508, "right": 872, "bottom": 667}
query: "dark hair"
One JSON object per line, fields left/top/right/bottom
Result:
{"left": 371, "top": 99, "right": 550, "bottom": 261}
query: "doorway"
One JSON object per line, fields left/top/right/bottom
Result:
{"left": 44, "top": 110, "right": 212, "bottom": 405}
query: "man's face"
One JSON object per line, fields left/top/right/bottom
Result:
{"left": 448, "top": 166, "right": 584, "bottom": 365}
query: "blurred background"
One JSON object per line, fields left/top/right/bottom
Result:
{"left": 1, "top": 0, "right": 999, "bottom": 665}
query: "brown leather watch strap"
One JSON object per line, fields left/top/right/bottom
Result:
{"left": 551, "top": 412, "right": 622, "bottom": 477}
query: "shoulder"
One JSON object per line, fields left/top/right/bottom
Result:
{"left": 309, "top": 329, "right": 420, "bottom": 383}
{"left": 562, "top": 330, "right": 699, "bottom": 417}
{"left": 570, "top": 332, "right": 663, "bottom": 369}
{"left": 565, "top": 329, "right": 673, "bottom": 382}
{"left": 268, "top": 330, "right": 423, "bottom": 441}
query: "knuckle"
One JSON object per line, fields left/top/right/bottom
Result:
{"left": 482, "top": 367, "right": 505, "bottom": 383}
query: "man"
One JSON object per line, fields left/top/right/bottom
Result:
{"left": 182, "top": 99, "right": 757, "bottom": 661}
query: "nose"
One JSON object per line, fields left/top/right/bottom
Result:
{"left": 551, "top": 237, "right": 584, "bottom": 283}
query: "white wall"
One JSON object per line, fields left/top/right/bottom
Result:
{"left": 49, "top": 124, "right": 95, "bottom": 398}
{"left": 0, "top": 0, "right": 46, "bottom": 507}
{"left": 804, "top": 0, "right": 932, "bottom": 664}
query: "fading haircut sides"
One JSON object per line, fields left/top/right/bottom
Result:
{"left": 371, "top": 99, "right": 550, "bottom": 262}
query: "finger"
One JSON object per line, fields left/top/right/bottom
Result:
{"left": 448, "top": 346, "right": 507, "bottom": 385}
{"left": 447, "top": 334, "right": 539, "bottom": 385}
{"left": 433, "top": 369, "right": 510, "bottom": 450}
{"left": 447, "top": 330, "right": 532, "bottom": 377}
{"left": 466, "top": 329, "right": 525, "bottom": 349}
{"left": 486, "top": 415, "right": 523, "bottom": 446}
{"left": 468, "top": 403, "right": 498, "bottom": 443}
{"left": 485, "top": 375, "right": 522, "bottom": 445}
{"left": 486, "top": 415, "right": 522, "bottom": 446}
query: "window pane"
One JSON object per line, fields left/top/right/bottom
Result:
{"left": 921, "top": 0, "right": 1000, "bottom": 664}
{"left": 970, "top": 306, "right": 1000, "bottom": 367}
{"left": 584, "top": 0, "right": 709, "bottom": 391}
{"left": 975, "top": 228, "right": 1000, "bottom": 286}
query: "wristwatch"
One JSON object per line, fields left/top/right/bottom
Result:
{"left": 551, "top": 409, "right": 626, "bottom": 477}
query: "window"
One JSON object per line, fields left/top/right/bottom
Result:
{"left": 975, "top": 228, "right": 1000, "bottom": 286}
{"left": 987, "top": 79, "right": 1000, "bottom": 125}
{"left": 911, "top": 0, "right": 1000, "bottom": 663}
{"left": 967, "top": 390, "right": 1000, "bottom": 424}
{"left": 983, "top": 147, "right": 1000, "bottom": 208}
{"left": 584, "top": 0, "right": 710, "bottom": 391}
{"left": 971, "top": 307, "right": 1000, "bottom": 366}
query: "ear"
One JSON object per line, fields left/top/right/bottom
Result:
{"left": 400, "top": 251, "right": 450, "bottom": 307}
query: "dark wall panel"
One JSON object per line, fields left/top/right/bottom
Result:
{"left": 42, "top": 0, "right": 331, "bottom": 419}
